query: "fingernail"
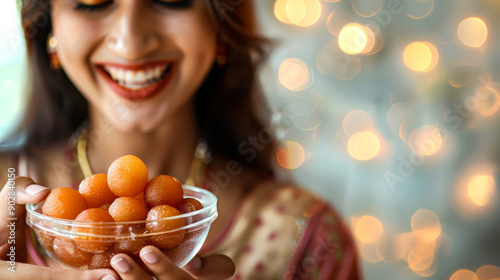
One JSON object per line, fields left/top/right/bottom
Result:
{"left": 140, "top": 249, "right": 158, "bottom": 264}
{"left": 26, "top": 184, "right": 49, "bottom": 195}
{"left": 111, "top": 257, "right": 130, "bottom": 273}
{"left": 101, "top": 275, "right": 116, "bottom": 280}
{"left": 186, "top": 256, "right": 202, "bottom": 270}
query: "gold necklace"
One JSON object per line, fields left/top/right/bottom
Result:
{"left": 76, "top": 132, "right": 210, "bottom": 185}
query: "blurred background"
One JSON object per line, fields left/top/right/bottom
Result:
{"left": 1, "top": 0, "right": 499, "bottom": 279}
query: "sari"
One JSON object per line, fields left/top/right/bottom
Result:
{"left": 200, "top": 181, "right": 361, "bottom": 280}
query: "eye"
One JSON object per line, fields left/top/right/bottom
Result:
{"left": 152, "top": 0, "right": 193, "bottom": 9}
{"left": 75, "top": 1, "right": 113, "bottom": 12}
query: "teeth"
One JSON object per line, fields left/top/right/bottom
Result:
{"left": 154, "top": 66, "right": 162, "bottom": 78}
{"left": 116, "top": 69, "right": 125, "bottom": 81}
{"left": 135, "top": 71, "right": 146, "bottom": 83}
{"left": 145, "top": 69, "right": 154, "bottom": 80}
{"left": 103, "top": 64, "right": 170, "bottom": 89}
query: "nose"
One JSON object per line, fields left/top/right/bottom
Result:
{"left": 106, "top": 3, "right": 160, "bottom": 60}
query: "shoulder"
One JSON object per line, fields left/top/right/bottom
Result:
{"left": 248, "top": 180, "right": 327, "bottom": 218}
{"left": 251, "top": 180, "right": 362, "bottom": 279}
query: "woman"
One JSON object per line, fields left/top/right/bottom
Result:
{"left": 0, "top": 0, "right": 361, "bottom": 279}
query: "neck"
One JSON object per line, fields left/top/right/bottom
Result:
{"left": 85, "top": 103, "right": 198, "bottom": 183}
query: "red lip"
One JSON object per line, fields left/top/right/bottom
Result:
{"left": 96, "top": 61, "right": 176, "bottom": 102}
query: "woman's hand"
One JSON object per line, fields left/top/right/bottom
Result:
{"left": 110, "top": 246, "right": 235, "bottom": 280}
{"left": 0, "top": 261, "right": 118, "bottom": 280}
{"left": 0, "top": 176, "right": 51, "bottom": 262}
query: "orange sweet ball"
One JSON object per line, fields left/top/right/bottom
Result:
{"left": 144, "top": 175, "right": 183, "bottom": 208}
{"left": 100, "top": 203, "right": 111, "bottom": 211}
{"left": 39, "top": 231, "right": 55, "bottom": 252}
{"left": 177, "top": 198, "right": 203, "bottom": 214}
{"left": 114, "top": 238, "right": 150, "bottom": 258}
{"left": 79, "top": 174, "right": 117, "bottom": 208}
{"left": 53, "top": 238, "right": 93, "bottom": 268}
{"left": 107, "top": 155, "right": 148, "bottom": 197}
{"left": 134, "top": 192, "right": 146, "bottom": 205}
{"left": 88, "top": 250, "right": 115, "bottom": 269}
{"left": 73, "top": 208, "right": 115, "bottom": 252}
{"left": 108, "top": 197, "right": 149, "bottom": 222}
{"left": 146, "top": 205, "right": 186, "bottom": 249}
{"left": 42, "top": 187, "right": 88, "bottom": 219}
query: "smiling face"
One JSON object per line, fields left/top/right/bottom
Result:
{"left": 50, "top": 0, "right": 217, "bottom": 132}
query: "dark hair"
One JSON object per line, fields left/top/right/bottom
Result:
{"left": 15, "top": 0, "right": 275, "bottom": 177}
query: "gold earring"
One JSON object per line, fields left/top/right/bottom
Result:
{"left": 216, "top": 41, "right": 229, "bottom": 69}
{"left": 47, "top": 32, "right": 61, "bottom": 70}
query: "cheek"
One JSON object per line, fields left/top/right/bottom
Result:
{"left": 171, "top": 17, "right": 217, "bottom": 93}
{"left": 52, "top": 11, "right": 101, "bottom": 83}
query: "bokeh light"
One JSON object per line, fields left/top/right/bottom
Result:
{"left": 347, "top": 131, "right": 381, "bottom": 161}
{"left": 279, "top": 58, "right": 313, "bottom": 91}
{"left": 343, "top": 110, "right": 374, "bottom": 136}
{"left": 406, "top": 0, "right": 435, "bottom": 19}
{"left": 363, "top": 24, "right": 384, "bottom": 55}
{"left": 338, "top": 23, "right": 376, "bottom": 55}
{"left": 475, "top": 86, "right": 500, "bottom": 116}
{"left": 467, "top": 175, "right": 496, "bottom": 207}
{"left": 351, "top": 0, "right": 383, "bottom": 17}
{"left": 355, "top": 215, "right": 384, "bottom": 244}
{"left": 408, "top": 125, "right": 443, "bottom": 156}
{"left": 454, "top": 165, "right": 498, "bottom": 218}
{"left": 399, "top": 119, "right": 413, "bottom": 144}
{"left": 458, "top": 17, "right": 488, "bottom": 48}
{"left": 408, "top": 246, "right": 434, "bottom": 272}
{"left": 391, "top": 232, "right": 412, "bottom": 261}
{"left": 275, "top": 0, "right": 293, "bottom": 24}
{"left": 387, "top": 102, "right": 409, "bottom": 137}
{"left": 403, "top": 42, "right": 439, "bottom": 72}
{"left": 274, "top": 0, "right": 322, "bottom": 27}
{"left": 338, "top": 23, "right": 368, "bottom": 55}
{"left": 450, "top": 269, "right": 479, "bottom": 280}
{"left": 317, "top": 38, "right": 362, "bottom": 80}
{"left": 475, "top": 265, "right": 500, "bottom": 280}
{"left": 277, "top": 140, "right": 306, "bottom": 169}
{"left": 411, "top": 209, "right": 441, "bottom": 242}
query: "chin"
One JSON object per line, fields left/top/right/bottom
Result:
{"left": 102, "top": 110, "right": 161, "bottom": 134}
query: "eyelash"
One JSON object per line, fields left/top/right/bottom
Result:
{"left": 75, "top": 2, "right": 113, "bottom": 12}
{"left": 74, "top": 0, "right": 193, "bottom": 12}
{"left": 153, "top": 0, "right": 193, "bottom": 9}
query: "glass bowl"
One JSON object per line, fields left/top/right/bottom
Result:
{"left": 26, "top": 185, "right": 217, "bottom": 270}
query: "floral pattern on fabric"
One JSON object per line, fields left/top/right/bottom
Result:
{"left": 204, "top": 181, "right": 361, "bottom": 280}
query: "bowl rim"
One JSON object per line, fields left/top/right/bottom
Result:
{"left": 26, "top": 185, "right": 217, "bottom": 227}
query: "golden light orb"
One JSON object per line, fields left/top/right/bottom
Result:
{"left": 458, "top": 17, "right": 488, "bottom": 48}
{"left": 403, "top": 42, "right": 439, "bottom": 72}
{"left": 355, "top": 215, "right": 384, "bottom": 244}
{"left": 468, "top": 175, "right": 495, "bottom": 207}
{"left": 279, "top": 58, "right": 312, "bottom": 91}
{"left": 411, "top": 209, "right": 441, "bottom": 242}
{"left": 347, "top": 131, "right": 381, "bottom": 161}
{"left": 276, "top": 141, "right": 306, "bottom": 169}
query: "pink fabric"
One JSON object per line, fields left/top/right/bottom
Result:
{"left": 284, "top": 204, "right": 361, "bottom": 280}
{"left": 26, "top": 228, "right": 47, "bottom": 267}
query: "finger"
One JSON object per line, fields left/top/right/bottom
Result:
{"left": 72, "top": 268, "right": 119, "bottom": 280}
{"left": 139, "top": 246, "right": 193, "bottom": 280}
{"left": 1, "top": 261, "right": 119, "bottom": 280}
{"left": 0, "top": 177, "right": 48, "bottom": 262}
{"left": 185, "top": 254, "right": 235, "bottom": 280}
{"left": 111, "top": 253, "right": 152, "bottom": 280}
{"left": 14, "top": 177, "right": 51, "bottom": 205}
{"left": 0, "top": 176, "right": 50, "bottom": 214}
